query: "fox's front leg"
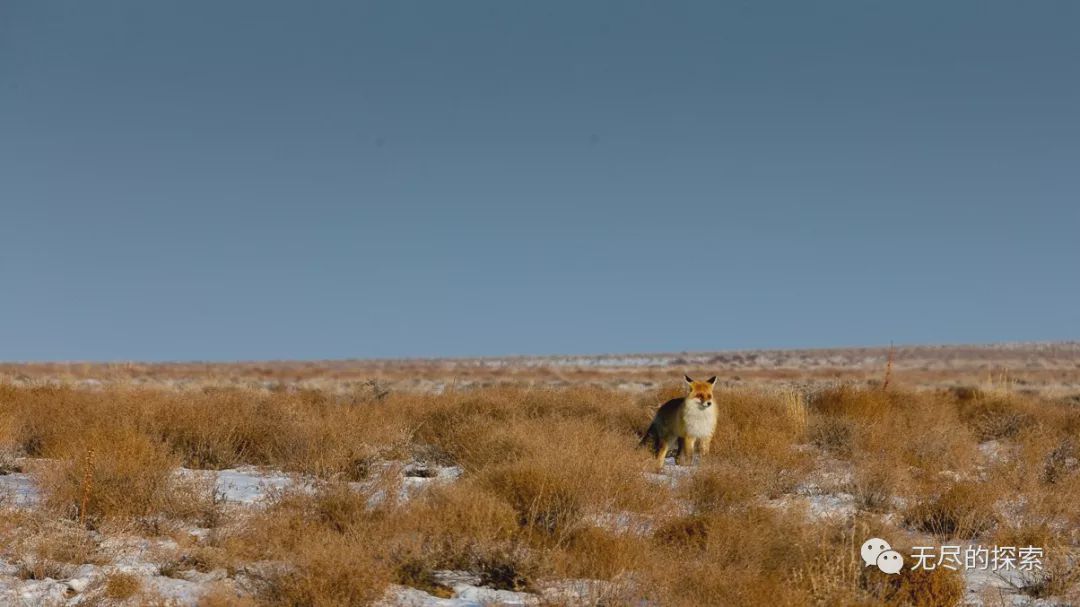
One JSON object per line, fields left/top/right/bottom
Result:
{"left": 698, "top": 437, "right": 711, "bottom": 460}
{"left": 679, "top": 437, "right": 697, "bottom": 466}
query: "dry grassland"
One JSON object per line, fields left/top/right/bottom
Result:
{"left": 0, "top": 347, "right": 1078, "bottom": 605}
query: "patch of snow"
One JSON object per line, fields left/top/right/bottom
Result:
{"left": 378, "top": 584, "right": 538, "bottom": 607}
{"left": 141, "top": 575, "right": 212, "bottom": 606}
{"left": 213, "top": 467, "right": 296, "bottom": 504}
{"left": 767, "top": 492, "right": 857, "bottom": 521}
{"left": 65, "top": 563, "right": 104, "bottom": 595}
{"left": 643, "top": 459, "right": 695, "bottom": 487}
{"left": 978, "top": 440, "right": 1010, "bottom": 463}
{"left": 176, "top": 466, "right": 299, "bottom": 505}
{"left": 354, "top": 463, "right": 464, "bottom": 506}
{"left": 0, "top": 473, "right": 40, "bottom": 507}
{"left": 961, "top": 567, "right": 1031, "bottom": 606}
{"left": 9, "top": 578, "right": 70, "bottom": 606}
{"left": 538, "top": 578, "right": 626, "bottom": 606}
{"left": 378, "top": 572, "right": 628, "bottom": 607}
{"left": 588, "top": 511, "right": 655, "bottom": 536}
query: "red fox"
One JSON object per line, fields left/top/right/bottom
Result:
{"left": 640, "top": 375, "right": 718, "bottom": 469}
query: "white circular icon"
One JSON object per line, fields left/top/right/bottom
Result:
{"left": 861, "top": 538, "right": 892, "bottom": 567}
{"left": 876, "top": 549, "right": 904, "bottom": 574}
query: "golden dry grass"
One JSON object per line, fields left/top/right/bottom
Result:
{"left": 0, "top": 376, "right": 1077, "bottom": 605}
{"left": 104, "top": 571, "right": 141, "bottom": 599}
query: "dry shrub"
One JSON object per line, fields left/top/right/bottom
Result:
{"left": 414, "top": 392, "right": 535, "bottom": 471}
{"left": 228, "top": 489, "right": 393, "bottom": 606}
{"left": 808, "top": 386, "right": 978, "bottom": 471}
{"left": 477, "top": 422, "right": 657, "bottom": 534}
{"left": 809, "top": 385, "right": 893, "bottom": 419}
{"left": 850, "top": 457, "right": 903, "bottom": 512}
{"left": 829, "top": 387, "right": 978, "bottom": 475}
{"left": 479, "top": 461, "right": 586, "bottom": 536}
{"left": 0, "top": 510, "right": 103, "bottom": 582}
{"left": 957, "top": 392, "right": 1037, "bottom": 441}
{"left": 993, "top": 523, "right": 1063, "bottom": 567}
{"left": 904, "top": 482, "right": 999, "bottom": 539}
{"left": 556, "top": 526, "right": 649, "bottom": 580}
{"left": 416, "top": 387, "right": 648, "bottom": 472}
{"left": 682, "top": 462, "right": 756, "bottom": 512}
{"left": 808, "top": 415, "right": 855, "bottom": 456}
{"left": 863, "top": 565, "right": 965, "bottom": 607}
{"left": 647, "top": 509, "right": 868, "bottom": 606}
{"left": 704, "top": 388, "right": 815, "bottom": 498}
{"left": 420, "top": 413, "right": 533, "bottom": 472}
{"left": 476, "top": 545, "right": 541, "bottom": 592}
{"left": 158, "top": 544, "right": 232, "bottom": 579}
{"left": 254, "top": 535, "right": 392, "bottom": 607}
{"left": 1040, "top": 436, "right": 1080, "bottom": 485}
{"left": 652, "top": 507, "right": 804, "bottom": 567}
{"left": 105, "top": 572, "right": 142, "bottom": 599}
{"left": 779, "top": 388, "right": 809, "bottom": 438}
{"left": 307, "top": 483, "right": 373, "bottom": 534}
{"left": 396, "top": 483, "right": 519, "bottom": 558}
{"left": 232, "top": 481, "right": 529, "bottom": 605}
{"left": 724, "top": 388, "right": 809, "bottom": 444}
{"left": 151, "top": 389, "right": 397, "bottom": 473}
{"left": 1012, "top": 554, "right": 1080, "bottom": 600}
{"left": 39, "top": 428, "right": 177, "bottom": 521}
{"left": 988, "top": 423, "right": 1080, "bottom": 546}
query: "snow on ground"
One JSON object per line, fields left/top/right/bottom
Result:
{"left": 956, "top": 563, "right": 1079, "bottom": 606}
{"left": 376, "top": 571, "right": 623, "bottom": 607}
{"left": 351, "top": 462, "right": 465, "bottom": 507}
{"left": 588, "top": 510, "right": 657, "bottom": 536}
{"left": 177, "top": 466, "right": 299, "bottom": 505}
{"left": 766, "top": 492, "right": 857, "bottom": 521}
{"left": 0, "top": 472, "right": 40, "bottom": 507}
{"left": 381, "top": 584, "right": 537, "bottom": 607}
{"left": 0, "top": 460, "right": 464, "bottom": 606}
{"left": 642, "top": 458, "right": 695, "bottom": 487}
{"left": 0, "top": 547, "right": 234, "bottom": 607}
{"left": 2, "top": 451, "right": 1074, "bottom": 605}
{"left": 1, "top": 460, "right": 464, "bottom": 513}
{"left": 176, "top": 461, "right": 464, "bottom": 507}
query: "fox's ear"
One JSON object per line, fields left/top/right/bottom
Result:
{"left": 684, "top": 374, "right": 694, "bottom": 384}
{"left": 707, "top": 376, "right": 717, "bottom": 386}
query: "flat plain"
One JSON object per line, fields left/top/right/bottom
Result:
{"left": 0, "top": 342, "right": 1078, "bottom": 606}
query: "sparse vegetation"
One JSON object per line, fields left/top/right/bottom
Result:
{"left": 0, "top": 356, "right": 1078, "bottom": 605}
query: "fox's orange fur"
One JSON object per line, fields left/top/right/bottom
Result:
{"left": 640, "top": 375, "right": 719, "bottom": 469}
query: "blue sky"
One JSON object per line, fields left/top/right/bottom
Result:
{"left": 1, "top": 1, "right": 1078, "bottom": 361}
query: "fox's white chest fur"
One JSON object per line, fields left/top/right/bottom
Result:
{"left": 680, "top": 401, "right": 718, "bottom": 438}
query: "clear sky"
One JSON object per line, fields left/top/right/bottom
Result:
{"left": 1, "top": 1, "right": 1078, "bottom": 361}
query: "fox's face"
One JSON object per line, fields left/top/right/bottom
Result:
{"left": 684, "top": 375, "right": 717, "bottom": 409}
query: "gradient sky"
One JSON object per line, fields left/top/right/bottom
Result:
{"left": 1, "top": 1, "right": 1078, "bottom": 361}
